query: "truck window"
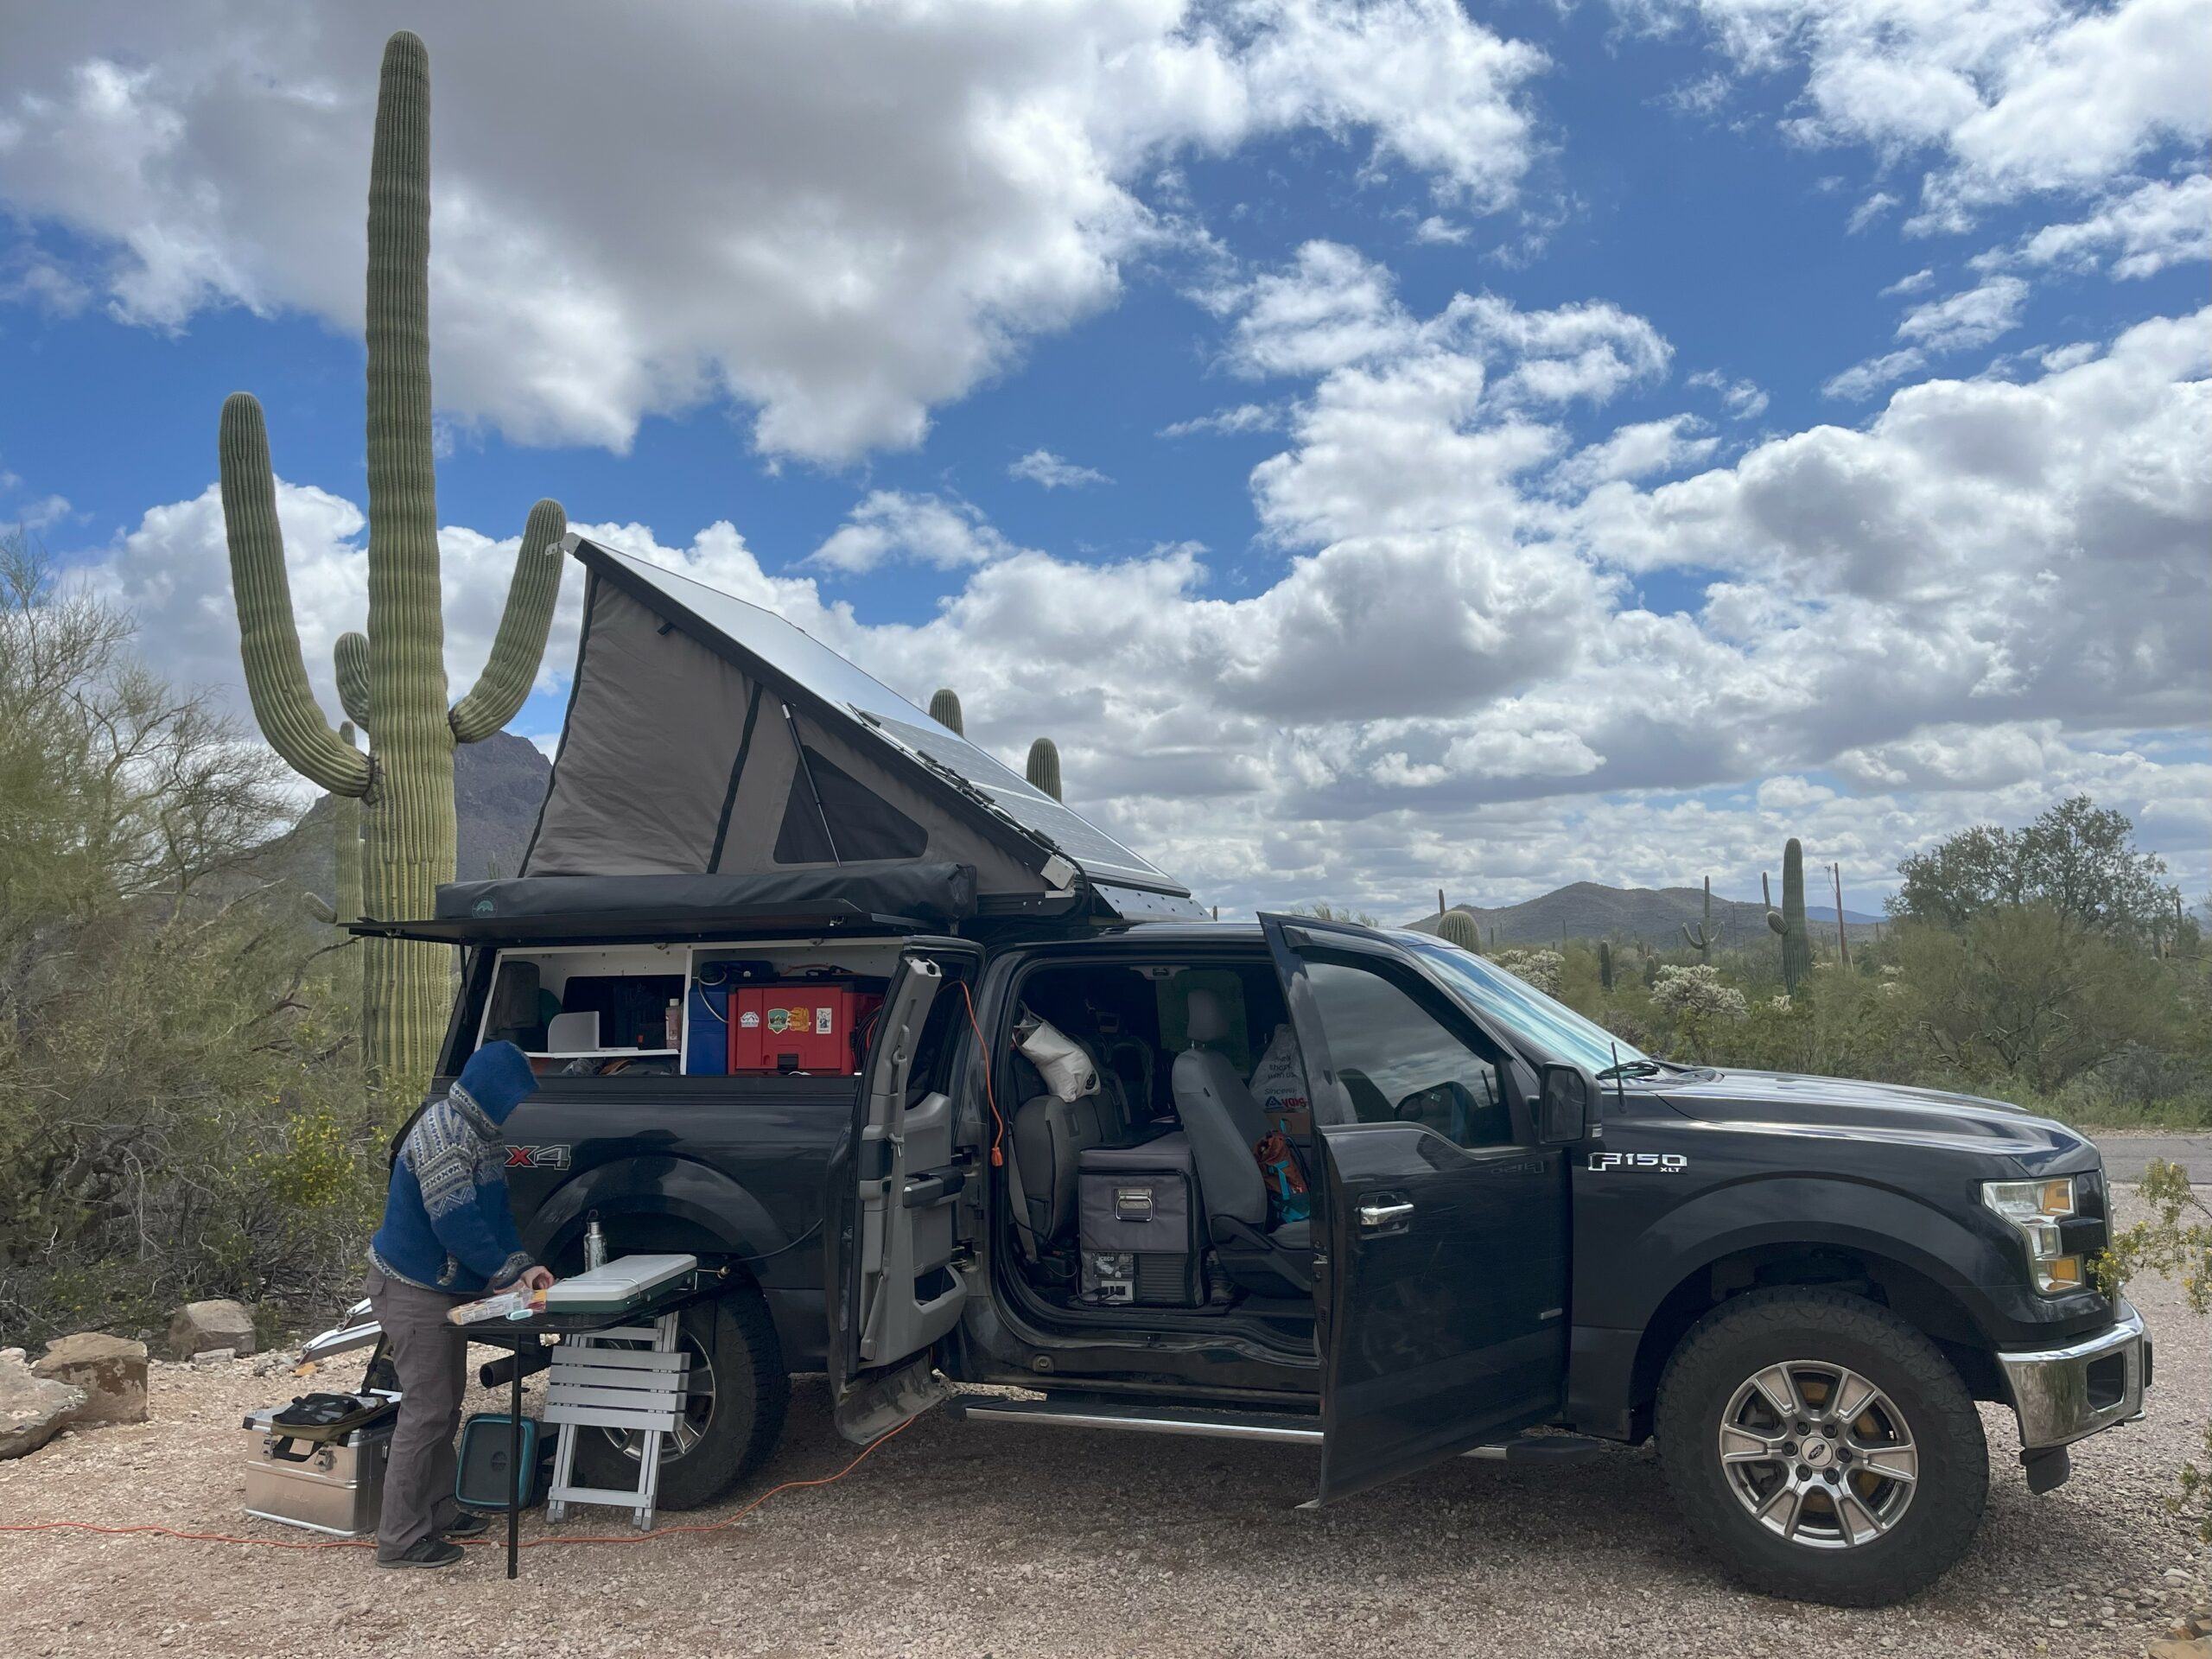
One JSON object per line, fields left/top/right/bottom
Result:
{"left": 1301, "top": 957, "right": 1516, "bottom": 1148}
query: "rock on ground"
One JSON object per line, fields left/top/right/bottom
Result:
{"left": 167, "top": 1301, "right": 255, "bottom": 1361}
{"left": 33, "top": 1336, "right": 148, "bottom": 1427}
{"left": 0, "top": 1357, "right": 85, "bottom": 1461}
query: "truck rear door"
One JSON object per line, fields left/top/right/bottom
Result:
{"left": 1259, "top": 913, "right": 1573, "bottom": 1502}
{"left": 824, "top": 938, "right": 985, "bottom": 1442}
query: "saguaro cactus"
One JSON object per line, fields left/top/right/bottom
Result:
{"left": 1766, "top": 837, "right": 1812, "bottom": 994}
{"left": 219, "top": 31, "right": 565, "bottom": 1092}
{"left": 1026, "top": 736, "right": 1062, "bottom": 801}
{"left": 1599, "top": 940, "right": 1614, "bottom": 991}
{"left": 332, "top": 720, "right": 364, "bottom": 1018}
{"left": 927, "top": 687, "right": 964, "bottom": 735}
{"left": 1681, "top": 874, "right": 1713, "bottom": 960}
{"left": 1438, "top": 911, "right": 1481, "bottom": 953}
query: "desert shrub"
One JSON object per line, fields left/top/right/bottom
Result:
{"left": 0, "top": 534, "right": 384, "bottom": 1347}
{"left": 1649, "top": 964, "right": 1748, "bottom": 1063}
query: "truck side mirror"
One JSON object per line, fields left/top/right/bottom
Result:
{"left": 1537, "top": 1062, "right": 1597, "bottom": 1144}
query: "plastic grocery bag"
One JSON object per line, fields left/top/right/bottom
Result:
{"left": 1014, "top": 1009, "right": 1099, "bottom": 1102}
{"left": 1248, "top": 1024, "right": 1310, "bottom": 1127}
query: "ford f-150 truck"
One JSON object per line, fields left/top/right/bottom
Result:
{"left": 317, "top": 536, "right": 2150, "bottom": 1606}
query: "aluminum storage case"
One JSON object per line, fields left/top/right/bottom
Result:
{"left": 241, "top": 1405, "right": 393, "bottom": 1537}
{"left": 1077, "top": 1132, "right": 1203, "bottom": 1306}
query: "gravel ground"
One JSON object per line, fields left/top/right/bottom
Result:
{"left": 3, "top": 1194, "right": 2207, "bottom": 1659}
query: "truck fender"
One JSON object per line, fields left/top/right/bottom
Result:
{"left": 522, "top": 1154, "right": 797, "bottom": 1283}
{"left": 1568, "top": 1177, "right": 2013, "bottom": 1440}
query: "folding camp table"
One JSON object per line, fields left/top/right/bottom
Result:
{"left": 461, "top": 1262, "right": 726, "bottom": 1579}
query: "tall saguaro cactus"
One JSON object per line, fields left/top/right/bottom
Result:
{"left": 1026, "top": 737, "right": 1062, "bottom": 801}
{"left": 927, "top": 687, "right": 964, "bottom": 736}
{"left": 1681, "top": 874, "right": 1713, "bottom": 960}
{"left": 220, "top": 31, "right": 565, "bottom": 1093}
{"left": 332, "top": 720, "right": 364, "bottom": 1016}
{"left": 1766, "top": 837, "right": 1812, "bottom": 994}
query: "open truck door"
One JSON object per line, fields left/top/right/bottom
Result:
{"left": 825, "top": 938, "right": 985, "bottom": 1443}
{"left": 1259, "top": 913, "right": 1574, "bottom": 1503}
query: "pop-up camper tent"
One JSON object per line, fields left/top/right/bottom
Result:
{"left": 389, "top": 535, "right": 1199, "bottom": 939}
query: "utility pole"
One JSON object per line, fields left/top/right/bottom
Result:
{"left": 1831, "top": 862, "right": 1851, "bottom": 968}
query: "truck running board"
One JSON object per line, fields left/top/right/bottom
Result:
{"left": 946, "top": 1394, "right": 1604, "bottom": 1464}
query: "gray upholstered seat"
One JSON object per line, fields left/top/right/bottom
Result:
{"left": 1011, "top": 1088, "right": 1122, "bottom": 1245}
{"left": 1171, "top": 988, "right": 1313, "bottom": 1294}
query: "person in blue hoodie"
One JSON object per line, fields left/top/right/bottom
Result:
{"left": 365, "top": 1040, "right": 555, "bottom": 1568}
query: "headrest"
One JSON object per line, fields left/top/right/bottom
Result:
{"left": 1185, "top": 987, "right": 1230, "bottom": 1045}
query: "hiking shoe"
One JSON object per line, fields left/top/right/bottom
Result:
{"left": 442, "top": 1510, "right": 493, "bottom": 1539}
{"left": 377, "top": 1536, "right": 467, "bottom": 1569}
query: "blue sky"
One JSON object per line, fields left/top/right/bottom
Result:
{"left": 2, "top": 1, "right": 2206, "bottom": 918}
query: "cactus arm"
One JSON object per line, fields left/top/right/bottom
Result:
{"left": 1026, "top": 736, "right": 1062, "bottom": 801}
{"left": 219, "top": 392, "right": 372, "bottom": 798}
{"left": 1681, "top": 922, "right": 1708, "bottom": 950}
{"left": 449, "top": 498, "right": 568, "bottom": 743}
{"left": 928, "top": 687, "right": 964, "bottom": 736}
{"left": 335, "top": 631, "right": 371, "bottom": 728}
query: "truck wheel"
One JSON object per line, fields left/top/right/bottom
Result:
{"left": 569, "top": 1288, "right": 790, "bottom": 1511}
{"left": 1655, "top": 1287, "right": 1987, "bottom": 1606}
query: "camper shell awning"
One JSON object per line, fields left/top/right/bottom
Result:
{"left": 510, "top": 534, "right": 1201, "bottom": 924}
{"left": 348, "top": 864, "right": 977, "bottom": 945}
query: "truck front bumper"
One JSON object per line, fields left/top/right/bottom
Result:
{"left": 1998, "top": 1300, "right": 2150, "bottom": 1450}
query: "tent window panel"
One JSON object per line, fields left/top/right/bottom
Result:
{"left": 772, "top": 747, "right": 929, "bottom": 864}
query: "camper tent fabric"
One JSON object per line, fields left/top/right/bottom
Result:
{"left": 521, "top": 538, "right": 1188, "bottom": 912}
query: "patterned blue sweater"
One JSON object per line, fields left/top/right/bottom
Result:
{"left": 369, "top": 1049, "right": 537, "bottom": 1295}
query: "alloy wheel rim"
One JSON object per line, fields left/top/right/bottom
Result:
{"left": 595, "top": 1329, "right": 718, "bottom": 1465}
{"left": 1717, "top": 1360, "right": 1917, "bottom": 1548}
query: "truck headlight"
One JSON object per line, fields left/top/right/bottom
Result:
{"left": 1981, "top": 1178, "right": 2081, "bottom": 1294}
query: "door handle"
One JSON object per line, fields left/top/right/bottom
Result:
{"left": 1357, "top": 1197, "right": 1414, "bottom": 1230}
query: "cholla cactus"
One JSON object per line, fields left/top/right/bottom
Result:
{"left": 927, "top": 686, "right": 963, "bottom": 735}
{"left": 1438, "top": 911, "right": 1481, "bottom": 953}
{"left": 219, "top": 32, "right": 564, "bottom": 1091}
{"left": 1491, "top": 948, "right": 1564, "bottom": 997}
{"left": 1651, "top": 964, "right": 1748, "bottom": 1022}
{"left": 1766, "top": 837, "right": 1812, "bottom": 994}
{"left": 1026, "top": 736, "right": 1062, "bottom": 801}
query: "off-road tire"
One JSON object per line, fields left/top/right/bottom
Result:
{"left": 1656, "top": 1287, "right": 1987, "bottom": 1606}
{"left": 570, "top": 1288, "right": 790, "bottom": 1510}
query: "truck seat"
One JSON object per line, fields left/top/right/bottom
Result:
{"left": 1170, "top": 988, "right": 1313, "bottom": 1297}
{"left": 1012, "top": 1085, "right": 1125, "bottom": 1246}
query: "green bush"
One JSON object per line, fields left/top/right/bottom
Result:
{"left": 0, "top": 532, "right": 388, "bottom": 1347}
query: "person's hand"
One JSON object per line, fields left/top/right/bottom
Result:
{"left": 517, "top": 1265, "right": 556, "bottom": 1294}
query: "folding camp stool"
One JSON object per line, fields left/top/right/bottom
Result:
{"left": 541, "top": 1311, "right": 689, "bottom": 1530}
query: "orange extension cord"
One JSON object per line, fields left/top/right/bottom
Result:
{"left": 957, "top": 979, "right": 1006, "bottom": 1168}
{"left": 0, "top": 1414, "right": 915, "bottom": 1555}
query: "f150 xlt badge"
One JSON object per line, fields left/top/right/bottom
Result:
{"left": 1588, "top": 1151, "right": 1688, "bottom": 1173}
{"left": 505, "top": 1144, "right": 571, "bottom": 1170}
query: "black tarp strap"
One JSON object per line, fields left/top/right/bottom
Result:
{"left": 708, "top": 682, "right": 766, "bottom": 873}
{"left": 782, "top": 701, "right": 842, "bottom": 865}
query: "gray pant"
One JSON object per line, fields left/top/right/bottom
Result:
{"left": 364, "top": 1267, "right": 470, "bottom": 1558}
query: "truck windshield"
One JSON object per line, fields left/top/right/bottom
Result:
{"left": 1397, "top": 935, "right": 1655, "bottom": 1076}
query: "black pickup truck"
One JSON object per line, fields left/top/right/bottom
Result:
{"left": 320, "top": 537, "right": 2150, "bottom": 1607}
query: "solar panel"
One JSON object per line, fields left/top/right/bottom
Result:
{"left": 583, "top": 541, "right": 1182, "bottom": 893}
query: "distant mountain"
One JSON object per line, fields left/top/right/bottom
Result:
{"left": 285, "top": 729, "right": 552, "bottom": 906}
{"left": 1403, "top": 880, "right": 1884, "bottom": 947}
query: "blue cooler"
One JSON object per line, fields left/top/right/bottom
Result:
{"left": 456, "top": 1413, "right": 549, "bottom": 1510}
{"left": 685, "top": 983, "right": 729, "bottom": 1074}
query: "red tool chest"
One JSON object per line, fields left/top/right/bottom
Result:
{"left": 728, "top": 984, "right": 881, "bottom": 1075}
